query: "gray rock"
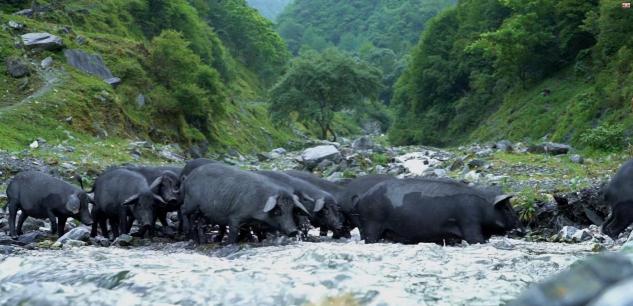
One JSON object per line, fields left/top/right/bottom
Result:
{"left": 352, "top": 136, "right": 375, "bottom": 151}
{"left": 433, "top": 169, "right": 448, "bottom": 178}
{"left": 17, "top": 231, "right": 48, "bottom": 244}
{"left": 0, "top": 245, "right": 17, "bottom": 255}
{"left": 589, "top": 278, "right": 633, "bottom": 306}
{"left": 90, "top": 236, "right": 111, "bottom": 247}
{"left": 136, "top": 94, "right": 145, "bottom": 107}
{"left": 570, "top": 154, "right": 584, "bottom": 164}
{"left": 62, "top": 239, "right": 87, "bottom": 249}
{"left": 527, "top": 142, "right": 571, "bottom": 155}
{"left": 13, "top": 9, "right": 33, "bottom": 17}
{"left": 272, "top": 147, "right": 287, "bottom": 155}
{"left": 105, "top": 77, "right": 121, "bottom": 86}
{"left": 257, "top": 152, "right": 272, "bottom": 162}
{"left": 495, "top": 140, "right": 514, "bottom": 152}
{"left": 21, "top": 218, "right": 46, "bottom": 232}
{"left": 56, "top": 227, "right": 90, "bottom": 244}
{"left": 467, "top": 159, "right": 487, "bottom": 169}
{"left": 0, "top": 218, "right": 7, "bottom": 230}
{"left": 75, "top": 36, "right": 86, "bottom": 45}
{"left": 40, "top": 56, "right": 53, "bottom": 69}
{"left": 301, "top": 145, "right": 342, "bottom": 170}
{"left": 475, "top": 148, "right": 493, "bottom": 158}
{"left": 6, "top": 57, "right": 29, "bottom": 78}
{"left": 112, "top": 234, "right": 133, "bottom": 247}
{"left": 508, "top": 253, "right": 633, "bottom": 306}
{"left": 64, "top": 49, "right": 117, "bottom": 81}
{"left": 21, "top": 32, "right": 63, "bottom": 51}
{"left": 7, "top": 20, "right": 24, "bottom": 30}
{"left": 450, "top": 159, "right": 465, "bottom": 171}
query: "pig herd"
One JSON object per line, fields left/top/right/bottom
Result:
{"left": 6, "top": 158, "right": 633, "bottom": 245}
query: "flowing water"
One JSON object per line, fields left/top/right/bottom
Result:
{"left": 0, "top": 232, "right": 601, "bottom": 306}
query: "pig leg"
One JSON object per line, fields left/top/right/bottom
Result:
{"left": 213, "top": 225, "right": 226, "bottom": 243}
{"left": 8, "top": 198, "right": 18, "bottom": 238}
{"left": 91, "top": 210, "right": 99, "bottom": 237}
{"left": 57, "top": 216, "right": 67, "bottom": 237}
{"left": 362, "top": 222, "right": 383, "bottom": 244}
{"left": 119, "top": 212, "right": 129, "bottom": 235}
{"left": 227, "top": 220, "right": 242, "bottom": 244}
{"left": 157, "top": 210, "right": 169, "bottom": 228}
{"left": 99, "top": 216, "right": 110, "bottom": 239}
{"left": 16, "top": 212, "right": 27, "bottom": 236}
{"left": 46, "top": 210, "right": 58, "bottom": 235}
{"left": 319, "top": 226, "right": 329, "bottom": 237}
{"left": 110, "top": 218, "right": 120, "bottom": 238}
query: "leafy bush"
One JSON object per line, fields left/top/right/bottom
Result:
{"left": 580, "top": 123, "right": 626, "bottom": 151}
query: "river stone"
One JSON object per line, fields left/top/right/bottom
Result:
{"left": 527, "top": 142, "right": 571, "bottom": 155}
{"left": 21, "top": 217, "right": 46, "bottom": 232}
{"left": 272, "top": 148, "right": 287, "bottom": 155}
{"left": 6, "top": 57, "right": 30, "bottom": 78}
{"left": 18, "top": 231, "right": 49, "bottom": 244}
{"left": 90, "top": 236, "right": 111, "bottom": 247}
{"left": 301, "top": 145, "right": 341, "bottom": 170}
{"left": 105, "top": 77, "right": 121, "bottom": 86}
{"left": 56, "top": 227, "right": 90, "bottom": 244}
{"left": 112, "top": 234, "right": 133, "bottom": 247}
{"left": 0, "top": 245, "right": 17, "bottom": 255}
{"left": 40, "top": 56, "right": 53, "bottom": 69}
{"left": 508, "top": 253, "right": 633, "bottom": 306}
{"left": 21, "top": 32, "right": 63, "bottom": 51}
{"left": 352, "top": 136, "right": 375, "bottom": 151}
{"left": 495, "top": 140, "right": 513, "bottom": 152}
{"left": 556, "top": 226, "right": 592, "bottom": 243}
{"left": 7, "top": 20, "right": 24, "bottom": 30}
{"left": 468, "top": 159, "right": 487, "bottom": 169}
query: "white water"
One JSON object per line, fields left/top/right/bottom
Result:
{"left": 0, "top": 233, "right": 598, "bottom": 306}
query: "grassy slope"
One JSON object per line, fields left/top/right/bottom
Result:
{"left": 0, "top": 6, "right": 298, "bottom": 161}
{"left": 471, "top": 68, "right": 632, "bottom": 148}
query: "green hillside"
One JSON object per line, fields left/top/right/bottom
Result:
{"left": 390, "top": 0, "right": 633, "bottom": 151}
{"left": 0, "top": 0, "right": 295, "bottom": 158}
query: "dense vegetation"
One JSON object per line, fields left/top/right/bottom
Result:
{"left": 270, "top": 49, "right": 382, "bottom": 140}
{"left": 390, "top": 0, "right": 633, "bottom": 150}
{"left": 0, "top": 0, "right": 294, "bottom": 154}
{"left": 276, "top": 0, "right": 455, "bottom": 103}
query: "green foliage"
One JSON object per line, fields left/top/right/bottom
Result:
{"left": 276, "top": 0, "right": 454, "bottom": 104}
{"left": 389, "top": 0, "right": 633, "bottom": 149}
{"left": 269, "top": 49, "right": 382, "bottom": 139}
{"left": 194, "top": 0, "right": 290, "bottom": 85}
{"left": 580, "top": 124, "right": 626, "bottom": 152}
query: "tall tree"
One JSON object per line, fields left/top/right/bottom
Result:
{"left": 270, "top": 49, "right": 382, "bottom": 140}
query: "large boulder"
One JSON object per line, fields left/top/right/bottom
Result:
{"left": 300, "top": 145, "right": 342, "bottom": 170}
{"left": 527, "top": 142, "right": 571, "bottom": 155}
{"left": 352, "top": 136, "right": 375, "bottom": 151}
{"left": 509, "top": 253, "right": 633, "bottom": 306}
{"left": 21, "top": 32, "right": 63, "bottom": 51}
{"left": 5, "top": 57, "right": 29, "bottom": 78}
{"left": 64, "top": 49, "right": 120, "bottom": 86}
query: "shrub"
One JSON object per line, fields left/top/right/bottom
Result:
{"left": 579, "top": 123, "right": 626, "bottom": 151}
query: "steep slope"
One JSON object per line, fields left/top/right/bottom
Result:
{"left": 0, "top": 0, "right": 295, "bottom": 156}
{"left": 276, "top": 0, "right": 455, "bottom": 103}
{"left": 390, "top": 0, "right": 633, "bottom": 151}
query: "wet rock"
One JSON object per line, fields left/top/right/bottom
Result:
{"left": 527, "top": 142, "right": 571, "bottom": 155}
{"left": 492, "top": 238, "right": 515, "bottom": 250}
{"left": 0, "top": 218, "right": 7, "bottom": 230}
{"left": 449, "top": 159, "right": 465, "bottom": 171}
{"left": 18, "top": 231, "right": 49, "bottom": 244}
{"left": 352, "top": 136, "right": 375, "bottom": 151}
{"left": 0, "top": 245, "right": 17, "bottom": 255}
{"left": 90, "top": 236, "right": 111, "bottom": 247}
{"left": 62, "top": 239, "right": 87, "bottom": 249}
{"left": 494, "top": 140, "right": 513, "bottom": 152}
{"left": 556, "top": 226, "right": 592, "bottom": 243}
{"left": 21, "top": 32, "right": 63, "bottom": 51}
{"left": 552, "top": 186, "right": 609, "bottom": 228}
{"left": 570, "top": 154, "right": 584, "bottom": 164}
{"left": 509, "top": 253, "right": 633, "bottom": 306}
{"left": 6, "top": 57, "right": 30, "bottom": 78}
{"left": 301, "top": 145, "right": 342, "bottom": 170}
{"left": 56, "top": 227, "right": 90, "bottom": 244}
{"left": 112, "top": 234, "right": 133, "bottom": 247}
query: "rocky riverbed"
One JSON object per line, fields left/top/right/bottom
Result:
{"left": 0, "top": 136, "right": 631, "bottom": 305}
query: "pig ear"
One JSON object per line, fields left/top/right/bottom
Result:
{"left": 153, "top": 194, "right": 167, "bottom": 205}
{"left": 65, "top": 194, "right": 80, "bottom": 214}
{"left": 494, "top": 195, "right": 513, "bottom": 207}
{"left": 314, "top": 198, "right": 325, "bottom": 212}
{"left": 149, "top": 176, "right": 163, "bottom": 193}
{"left": 263, "top": 195, "right": 278, "bottom": 212}
{"left": 292, "top": 194, "right": 311, "bottom": 216}
{"left": 122, "top": 194, "right": 140, "bottom": 206}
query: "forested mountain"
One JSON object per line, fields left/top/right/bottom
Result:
{"left": 276, "top": 0, "right": 455, "bottom": 103}
{"left": 0, "top": 0, "right": 293, "bottom": 153}
{"left": 390, "top": 0, "right": 633, "bottom": 150}
{"left": 246, "top": 0, "right": 293, "bottom": 21}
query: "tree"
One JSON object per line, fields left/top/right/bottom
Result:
{"left": 269, "top": 49, "right": 382, "bottom": 140}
